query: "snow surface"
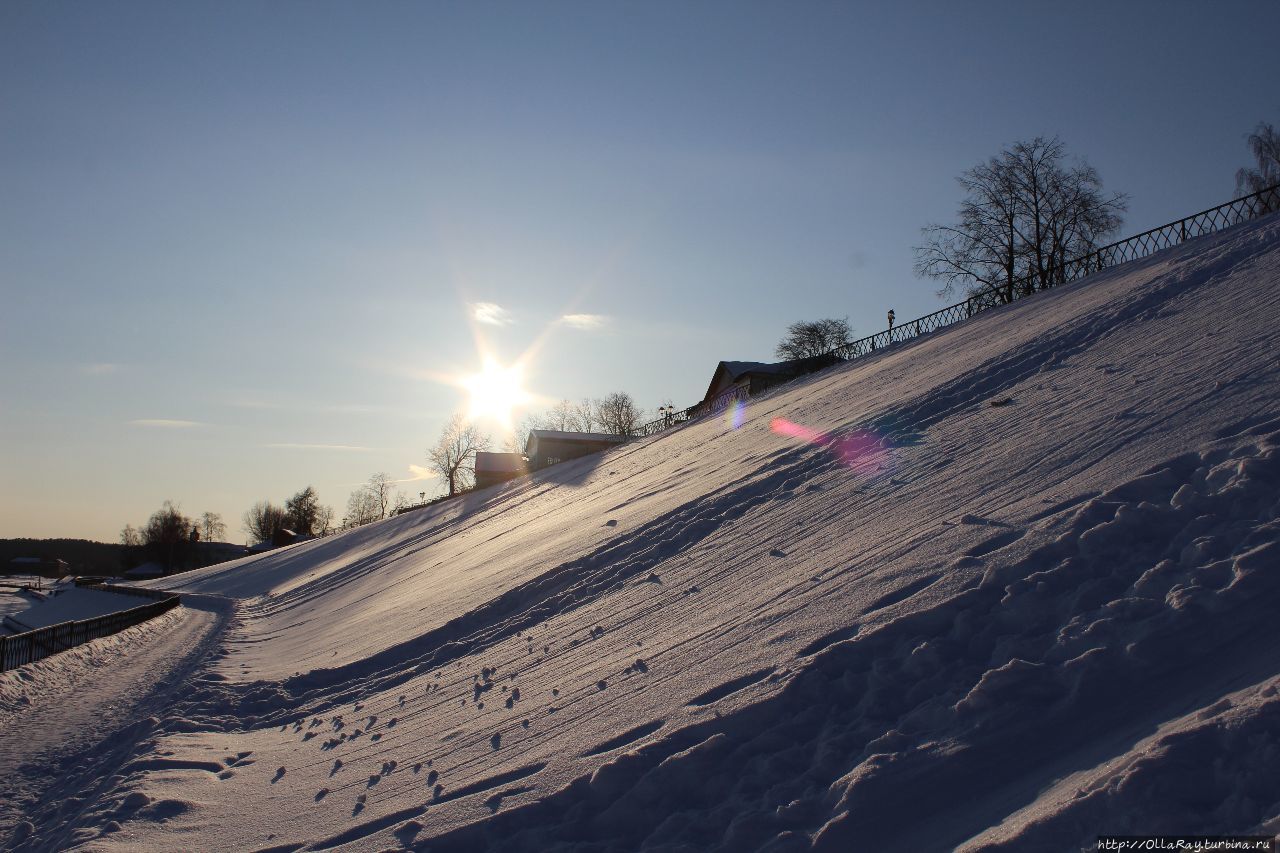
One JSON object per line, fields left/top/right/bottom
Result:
{"left": 3, "top": 215, "right": 1280, "bottom": 851}
{"left": 3, "top": 586, "right": 152, "bottom": 632}
{"left": 0, "top": 589, "right": 42, "bottom": 634}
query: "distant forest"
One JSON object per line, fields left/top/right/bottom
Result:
{"left": 0, "top": 539, "right": 125, "bottom": 575}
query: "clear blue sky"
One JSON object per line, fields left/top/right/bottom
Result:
{"left": 2, "top": 0, "right": 1277, "bottom": 542}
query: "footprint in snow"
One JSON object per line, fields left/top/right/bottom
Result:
{"left": 491, "top": 733, "right": 502, "bottom": 750}
{"left": 604, "top": 519, "right": 617, "bottom": 526}
{"left": 271, "top": 767, "right": 286, "bottom": 784}
{"left": 314, "top": 788, "right": 328, "bottom": 801}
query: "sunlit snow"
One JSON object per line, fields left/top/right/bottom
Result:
{"left": 3, "top": 215, "right": 1280, "bottom": 851}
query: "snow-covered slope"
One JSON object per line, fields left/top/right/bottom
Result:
{"left": 4, "top": 215, "right": 1280, "bottom": 852}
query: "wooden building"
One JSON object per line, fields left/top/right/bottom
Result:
{"left": 524, "top": 430, "right": 627, "bottom": 470}
{"left": 698, "top": 354, "right": 841, "bottom": 411}
{"left": 474, "top": 451, "right": 530, "bottom": 489}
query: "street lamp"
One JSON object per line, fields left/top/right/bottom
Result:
{"left": 887, "top": 308, "right": 896, "bottom": 330}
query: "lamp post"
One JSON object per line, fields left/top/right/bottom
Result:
{"left": 887, "top": 308, "right": 896, "bottom": 331}
{"left": 659, "top": 404, "right": 674, "bottom": 427}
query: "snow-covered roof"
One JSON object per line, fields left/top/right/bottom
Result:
{"left": 718, "top": 359, "right": 795, "bottom": 379}
{"left": 526, "top": 429, "right": 628, "bottom": 443}
{"left": 524, "top": 429, "right": 628, "bottom": 457}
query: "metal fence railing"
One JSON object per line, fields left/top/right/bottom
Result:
{"left": 629, "top": 183, "right": 1280, "bottom": 438}
{"left": 0, "top": 584, "right": 180, "bottom": 672}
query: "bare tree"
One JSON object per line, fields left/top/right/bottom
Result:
{"left": 506, "top": 413, "right": 542, "bottom": 454}
{"left": 315, "top": 504, "right": 335, "bottom": 534}
{"left": 200, "top": 512, "right": 226, "bottom": 542}
{"left": 572, "top": 398, "right": 597, "bottom": 432}
{"left": 776, "top": 318, "right": 854, "bottom": 360}
{"left": 544, "top": 399, "right": 576, "bottom": 431}
{"left": 428, "top": 415, "right": 491, "bottom": 496}
{"left": 365, "top": 473, "right": 396, "bottom": 519}
{"left": 120, "top": 524, "right": 143, "bottom": 547}
{"left": 344, "top": 488, "right": 381, "bottom": 527}
{"left": 594, "top": 391, "right": 643, "bottom": 436}
{"left": 915, "top": 136, "right": 1126, "bottom": 305}
{"left": 1236, "top": 121, "right": 1280, "bottom": 195}
{"left": 243, "top": 500, "right": 289, "bottom": 543}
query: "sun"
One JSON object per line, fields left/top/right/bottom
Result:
{"left": 463, "top": 358, "right": 530, "bottom": 426}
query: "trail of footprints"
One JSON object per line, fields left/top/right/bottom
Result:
{"left": 232, "top": 582, "right": 793, "bottom": 847}
{"left": 246, "top": 619, "right": 671, "bottom": 833}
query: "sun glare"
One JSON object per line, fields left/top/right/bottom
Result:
{"left": 463, "top": 358, "right": 530, "bottom": 426}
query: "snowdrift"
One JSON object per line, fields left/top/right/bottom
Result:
{"left": 4, "top": 214, "right": 1280, "bottom": 852}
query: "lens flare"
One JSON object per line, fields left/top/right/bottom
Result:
{"left": 770, "top": 417, "right": 890, "bottom": 473}
{"left": 725, "top": 399, "right": 747, "bottom": 430}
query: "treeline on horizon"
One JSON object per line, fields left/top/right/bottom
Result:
{"left": 0, "top": 538, "right": 126, "bottom": 575}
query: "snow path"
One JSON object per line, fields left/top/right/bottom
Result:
{"left": 0, "top": 595, "right": 230, "bottom": 848}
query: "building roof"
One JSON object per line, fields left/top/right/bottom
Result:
{"left": 474, "top": 451, "right": 528, "bottom": 473}
{"left": 525, "top": 429, "right": 628, "bottom": 455}
{"left": 701, "top": 356, "right": 840, "bottom": 403}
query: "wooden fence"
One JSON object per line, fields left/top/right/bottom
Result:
{"left": 0, "top": 584, "right": 180, "bottom": 672}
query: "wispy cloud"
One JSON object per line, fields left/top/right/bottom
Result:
{"left": 130, "top": 419, "right": 202, "bottom": 428}
{"left": 82, "top": 363, "right": 122, "bottom": 376}
{"left": 404, "top": 464, "right": 438, "bottom": 481}
{"left": 559, "top": 313, "right": 610, "bottom": 330}
{"left": 471, "top": 302, "right": 514, "bottom": 326}
{"left": 265, "top": 443, "right": 374, "bottom": 452}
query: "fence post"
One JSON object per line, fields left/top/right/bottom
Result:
{"left": 0, "top": 635, "right": 7, "bottom": 671}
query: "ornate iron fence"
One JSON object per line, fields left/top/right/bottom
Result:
{"left": 629, "top": 184, "right": 1280, "bottom": 440}
{"left": 0, "top": 586, "right": 180, "bottom": 672}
